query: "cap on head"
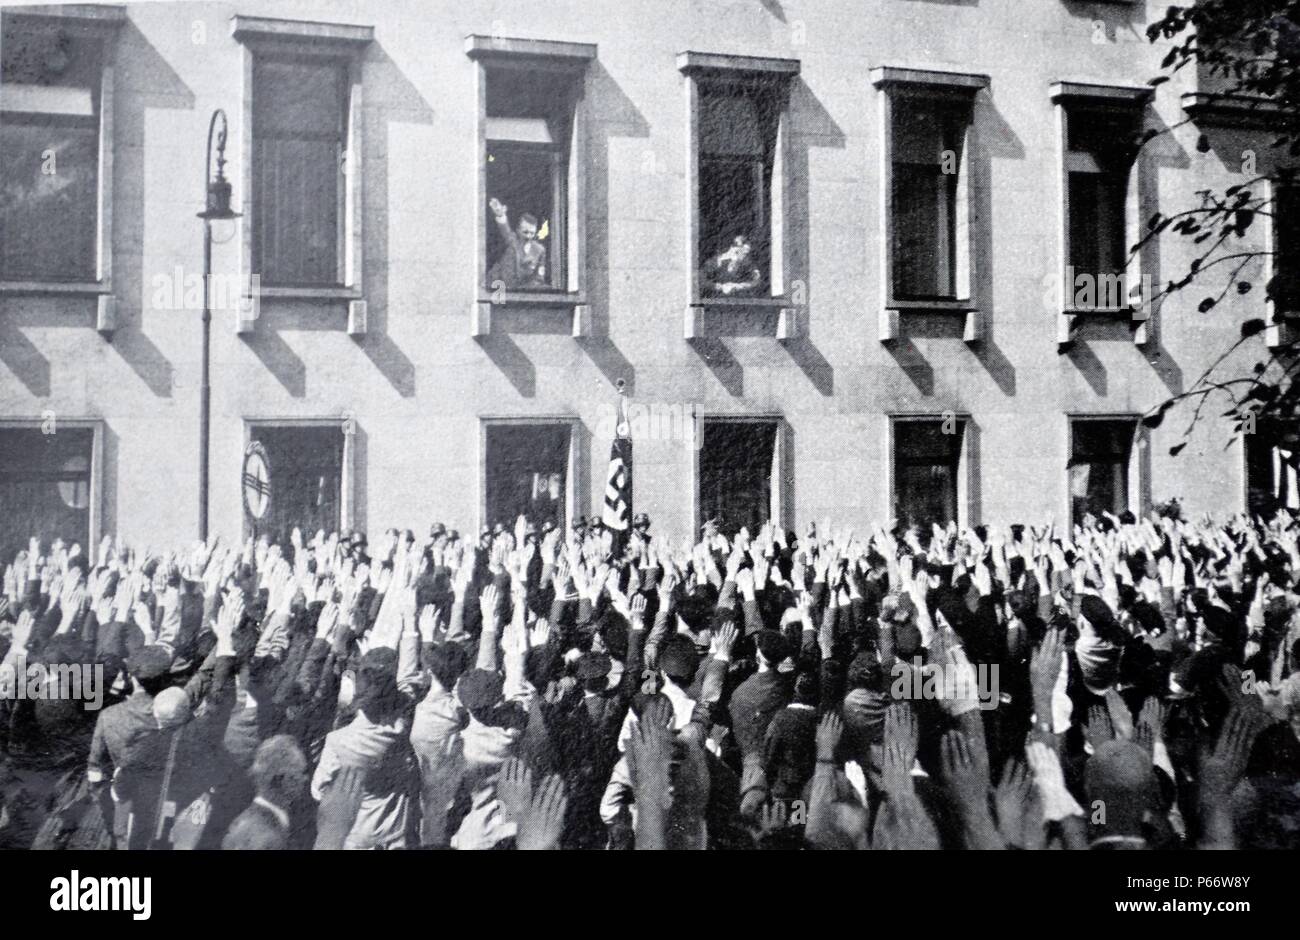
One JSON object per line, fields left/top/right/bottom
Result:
{"left": 127, "top": 645, "right": 174, "bottom": 683}
{"left": 152, "top": 686, "right": 192, "bottom": 730}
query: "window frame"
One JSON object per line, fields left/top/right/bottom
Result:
{"left": 678, "top": 51, "right": 799, "bottom": 339}
{"left": 1051, "top": 82, "right": 1153, "bottom": 349}
{"left": 466, "top": 35, "right": 596, "bottom": 337}
{"left": 241, "top": 416, "right": 356, "bottom": 538}
{"left": 250, "top": 52, "right": 350, "bottom": 290}
{"left": 0, "top": 417, "right": 104, "bottom": 556}
{"left": 232, "top": 15, "right": 371, "bottom": 325}
{"left": 0, "top": 5, "right": 123, "bottom": 330}
{"left": 1241, "top": 418, "right": 1300, "bottom": 516}
{"left": 478, "top": 416, "right": 583, "bottom": 533}
{"left": 872, "top": 67, "right": 988, "bottom": 344}
{"left": 886, "top": 414, "right": 973, "bottom": 528}
{"left": 1065, "top": 414, "right": 1145, "bottom": 528}
{"left": 1265, "top": 177, "right": 1300, "bottom": 347}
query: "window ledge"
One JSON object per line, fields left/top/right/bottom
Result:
{"left": 871, "top": 67, "right": 989, "bottom": 95}
{"left": 477, "top": 290, "right": 586, "bottom": 308}
{"left": 684, "top": 298, "right": 805, "bottom": 340}
{"left": 465, "top": 35, "right": 596, "bottom": 67}
{"left": 677, "top": 51, "right": 800, "bottom": 80}
{"left": 1063, "top": 305, "right": 1133, "bottom": 317}
{"left": 471, "top": 294, "right": 590, "bottom": 337}
{"left": 4, "top": 5, "right": 127, "bottom": 28}
{"left": 1182, "top": 92, "right": 1285, "bottom": 129}
{"left": 0, "top": 280, "right": 109, "bottom": 296}
{"left": 1049, "top": 82, "right": 1152, "bottom": 106}
{"left": 690, "top": 296, "right": 790, "bottom": 310}
{"left": 259, "top": 286, "right": 362, "bottom": 301}
{"left": 880, "top": 302, "right": 982, "bottom": 345}
{"left": 887, "top": 298, "right": 977, "bottom": 313}
{"left": 231, "top": 15, "right": 374, "bottom": 47}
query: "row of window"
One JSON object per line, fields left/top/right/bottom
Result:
{"left": 6, "top": 417, "right": 1294, "bottom": 565}
{"left": 4, "top": 15, "right": 1297, "bottom": 324}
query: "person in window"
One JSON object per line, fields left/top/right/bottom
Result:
{"left": 702, "top": 234, "right": 762, "bottom": 296}
{"left": 487, "top": 197, "right": 547, "bottom": 289}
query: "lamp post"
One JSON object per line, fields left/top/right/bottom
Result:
{"left": 196, "top": 109, "right": 240, "bottom": 540}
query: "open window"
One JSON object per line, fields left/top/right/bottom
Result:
{"left": 1266, "top": 181, "right": 1300, "bottom": 347}
{"left": 467, "top": 36, "right": 594, "bottom": 336}
{"left": 482, "top": 421, "right": 575, "bottom": 532}
{"left": 696, "top": 418, "right": 782, "bottom": 535}
{"left": 1245, "top": 420, "right": 1300, "bottom": 516}
{"left": 0, "top": 423, "right": 99, "bottom": 566}
{"left": 1068, "top": 417, "right": 1137, "bottom": 526}
{"left": 872, "top": 67, "right": 987, "bottom": 342}
{"left": 891, "top": 417, "right": 968, "bottom": 529}
{"left": 0, "top": 5, "right": 123, "bottom": 327}
{"left": 246, "top": 423, "right": 348, "bottom": 543}
{"left": 252, "top": 55, "right": 348, "bottom": 287}
{"left": 1051, "top": 83, "right": 1152, "bottom": 348}
{"left": 679, "top": 52, "right": 799, "bottom": 338}
{"left": 232, "top": 15, "right": 371, "bottom": 325}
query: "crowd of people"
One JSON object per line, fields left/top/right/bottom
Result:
{"left": 1, "top": 507, "right": 1299, "bottom": 850}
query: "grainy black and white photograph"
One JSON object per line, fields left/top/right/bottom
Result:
{"left": 0, "top": 0, "right": 1296, "bottom": 905}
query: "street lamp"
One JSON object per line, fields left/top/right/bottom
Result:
{"left": 196, "top": 109, "right": 240, "bottom": 540}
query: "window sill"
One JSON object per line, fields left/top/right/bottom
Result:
{"left": 1064, "top": 305, "right": 1133, "bottom": 317}
{"left": 0, "top": 280, "right": 109, "bottom": 296}
{"left": 471, "top": 292, "right": 591, "bottom": 337}
{"left": 684, "top": 297, "right": 804, "bottom": 340}
{"left": 886, "top": 298, "right": 976, "bottom": 314}
{"left": 259, "top": 286, "right": 362, "bottom": 301}
{"left": 476, "top": 290, "right": 587, "bottom": 309}
{"left": 880, "top": 301, "right": 982, "bottom": 344}
{"left": 690, "top": 296, "right": 789, "bottom": 310}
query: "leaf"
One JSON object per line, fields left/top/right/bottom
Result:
{"left": 1241, "top": 318, "right": 1266, "bottom": 337}
{"left": 1254, "top": 362, "right": 1267, "bottom": 374}
{"left": 1196, "top": 133, "right": 1211, "bottom": 153}
{"left": 1142, "top": 409, "right": 1166, "bottom": 429}
{"left": 1169, "top": 443, "right": 1187, "bottom": 457}
{"left": 1198, "top": 296, "right": 1217, "bottom": 312}
{"left": 1237, "top": 281, "right": 1253, "bottom": 294}
{"left": 1147, "top": 75, "right": 1170, "bottom": 88}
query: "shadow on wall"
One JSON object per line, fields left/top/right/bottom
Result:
{"left": 577, "top": 60, "right": 647, "bottom": 397}
{"left": 970, "top": 94, "right": 1021, "bottom": 397}
{"left": 112, "top": 19, "right": 194, "bottom": 399}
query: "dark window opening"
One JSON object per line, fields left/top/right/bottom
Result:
{"left": 253, "top": 56, "right": 347, "bottom": 287}
{"left": 1273, "top": 184, "right": 1300, "bottom": 314}
{"left": 0, "top": 427, "right": 93, "bottom": 565}
{"left": 698, "top": 82, "right": 780, "bottom": 299}
{"left": 1246, "top": 420, "right": 1300, "bottom": 517}
{"left": 893, "top": 420, "right": 963, "bottom": 529}
{"left": 484, "top": 67, "right": 572, "bottom": 292}
{"left": 1065, "top": 106, "right": 1137, "bottom": 294}
{"left": 0, "top": 27, "right": 101, "bottom": 281}
{"left": 699, "top": 420, "right": 778, "bottom": 535}
{"left": 485, "top": 424, "right": 569, "bottom": 532}
{"left": 891, "top": 100, "right": 964, "bottom": 300}
{"left": 1069, "top": 419, "right": 1134, "bottom": 525}
{"left": 249, "top": 425, "right": 344, "bottom": 544}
